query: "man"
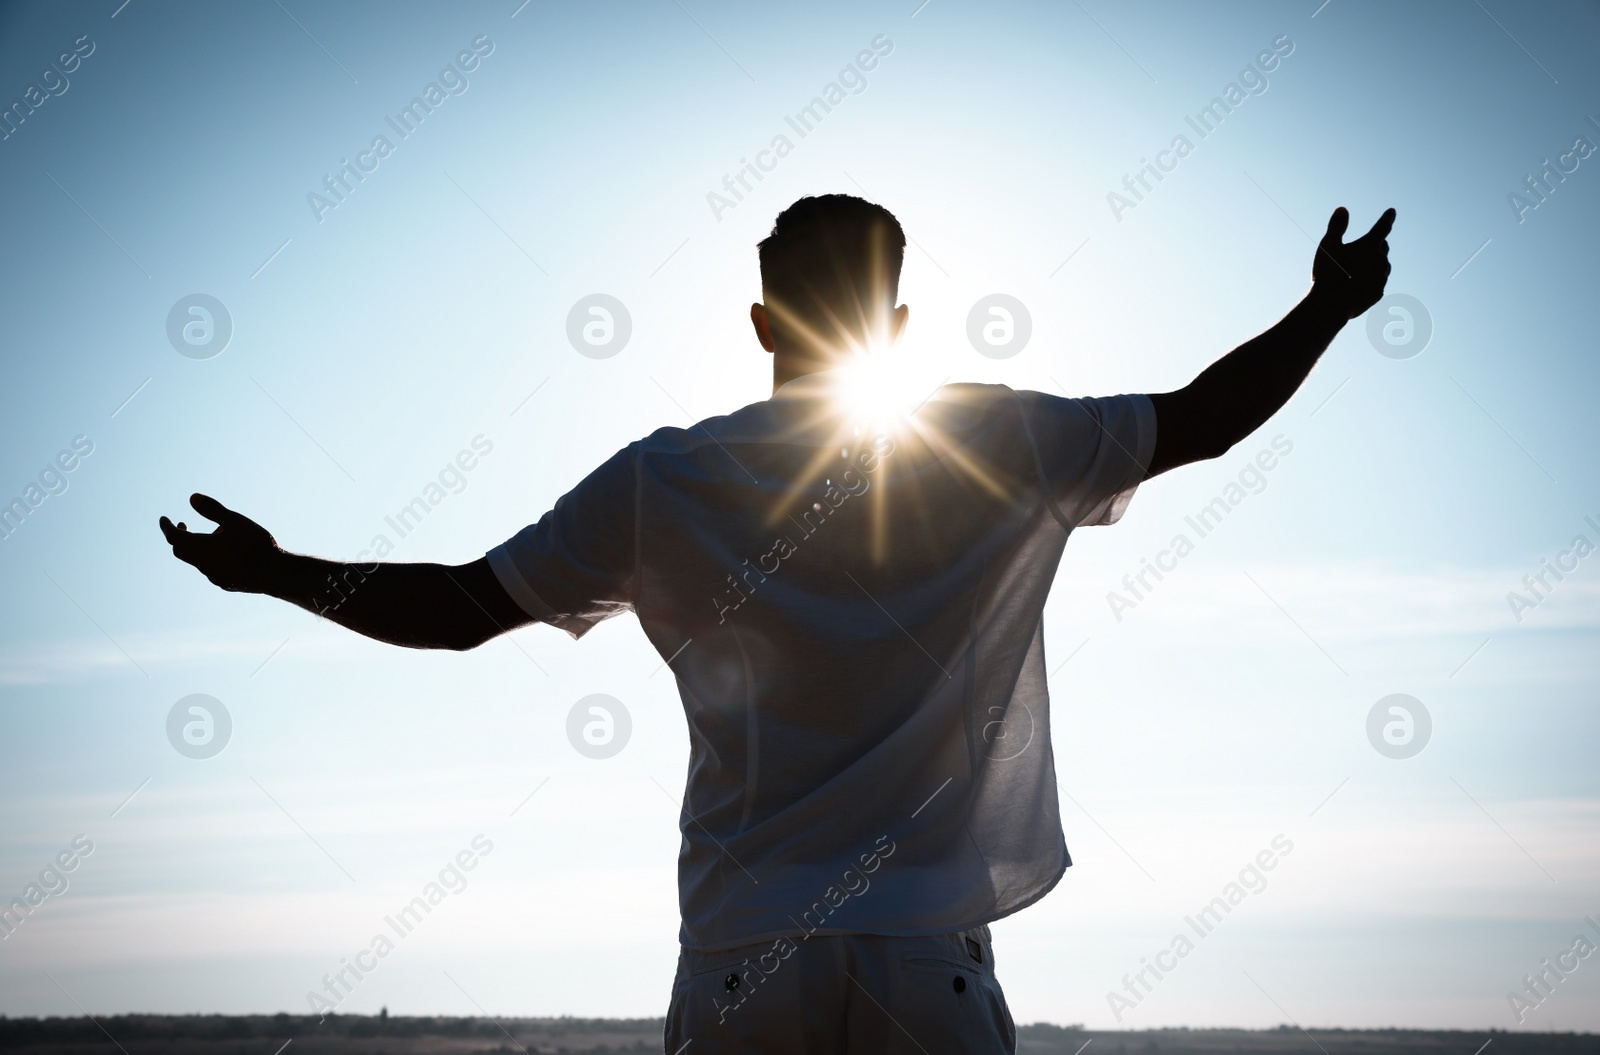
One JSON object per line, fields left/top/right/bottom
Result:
{"left": 161, "top": 194, "right": 1393, "bottom": 1053}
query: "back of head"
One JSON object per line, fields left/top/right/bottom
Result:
{"left": 758, "top": 194, "right": 906, "bottom": 357}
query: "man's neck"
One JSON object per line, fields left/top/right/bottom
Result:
{"left": 771, "top": 353, "right": 847, "bottom": 396}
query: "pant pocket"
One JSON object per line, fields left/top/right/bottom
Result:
{"left": 891, "top": 954, "right": 1015, "bottom": 1054}
{"left": 667, "top": 938, "right": 808, "bottom": 1052}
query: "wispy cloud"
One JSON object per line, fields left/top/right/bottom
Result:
{"left": 1087, "top": 561, "right": 1600, "bottom": 640}
{"left": 0, "top": 625, "right": 354, "bottom": 684}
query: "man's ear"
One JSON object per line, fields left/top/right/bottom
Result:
{"left": 751, "top": 303, "right": 776, "bottom": 354}
{"left": 891, "top": 303, "right": 909, "bottom": 344}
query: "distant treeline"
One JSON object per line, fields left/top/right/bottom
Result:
{"left": 1011, "top": 1023, "right": 1598, "bottom": 1055}
{"left": 0, "top": 1016, "right": 1595, "bottom": 1055}
{"left": 0, "top": 1015, "right": 664, "bottom": 1044}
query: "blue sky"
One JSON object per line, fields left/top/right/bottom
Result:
{"left": 1, "top": 0, "right": 1598, "bottom": 1031}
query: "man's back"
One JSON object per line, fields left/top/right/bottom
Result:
{"left": 489, "top": 374, "right": 1154, "bottom": 949}
{"left": 160, "top": 191, "right": 1392, "bottom": 1053}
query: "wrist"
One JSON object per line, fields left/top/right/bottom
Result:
{"left": 259, "top": 547, "right": 304, "bottom": 600}
{"left": 1303, "top": 283, "right": 1351, "bottom": 325}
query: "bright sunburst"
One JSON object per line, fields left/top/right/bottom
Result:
{"left": 833, "top": 345, "right": 923, "bottom": 428}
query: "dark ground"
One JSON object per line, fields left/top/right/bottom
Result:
{"left": 0, "top": 1016, "right": 1593, "bottom": 1055}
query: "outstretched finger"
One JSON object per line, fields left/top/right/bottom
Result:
{"left": 1320, "top": 207, "right": 1350, "bottom": 246}
{"left": 1362, "top": 206, "right": 1397, "bottom": 242}
{"left": 190, "top": 492, "right": 242, "bottom": 528}
{"left": 160, "top": 517, "right": 200, "bottom": 561}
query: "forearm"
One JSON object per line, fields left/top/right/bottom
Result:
{"left": 1194, "top": 285, "right": 1346, "bottom": 437}
{"left": 1148, "top": 286, "right": 1346, "bottom": 473}
{"left": 263, "top": 552, "right": 527, "bottom": 650}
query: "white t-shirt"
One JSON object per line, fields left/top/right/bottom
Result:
{"left": 489, "top": 372, "right": 1155, "bottom": 951}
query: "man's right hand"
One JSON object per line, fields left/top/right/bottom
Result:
{"left": 157, "top": 493, "right": 530, "bottom": 649}
{"left": 159, "top": 493, "right": 284, "bottom": 595}
{"left": 1145, "top": 203, "right": 1399, "bottom": 477}
{"left": 1310, "top": 206, "right": 1396, "bottom": 320}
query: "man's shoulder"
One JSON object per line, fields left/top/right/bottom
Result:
{"left": 633, "top": 393, "right": 823, "bottom": 454}
{"left": 929, "top": 380, "right": 1020, "bottom": 407}
{"left": 929, "top": 384, "right": 1142, "bottom": 421}
{"left": 630, "top": 422, "right": 718, "bottom": 455}
{"left": 918, "top": 380, "right": 1032, "bottom": 430}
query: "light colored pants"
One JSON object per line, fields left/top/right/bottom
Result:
{"left": 665, "top": 924, "right": 1015, "bottom": 1054}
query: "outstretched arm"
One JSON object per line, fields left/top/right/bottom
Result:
{"left": 1145, "top": 206, "right": 1395, "bottom": 477}
{"left": 159, "top": 494, "right": 531, "bottom": 650}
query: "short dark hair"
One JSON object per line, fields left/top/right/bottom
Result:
{"left": 757, "top": 194, "right": 906, "bottom": 350}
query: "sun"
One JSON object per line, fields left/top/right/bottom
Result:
{"left": 830, "top": 340, "right": 932, "bottom": 433}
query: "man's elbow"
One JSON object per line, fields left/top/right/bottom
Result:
{"left": 1148, "top": 391, "right": 1242, "bottom": 473}
{"left": 445, "top": 628, "right": 498, "bottom": 652}
{"left": 1195, "top": 430, "right": 1238, "bottom": 463}
{"left": 1150, "top": 430, "right": 1235, "bottom": 476}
